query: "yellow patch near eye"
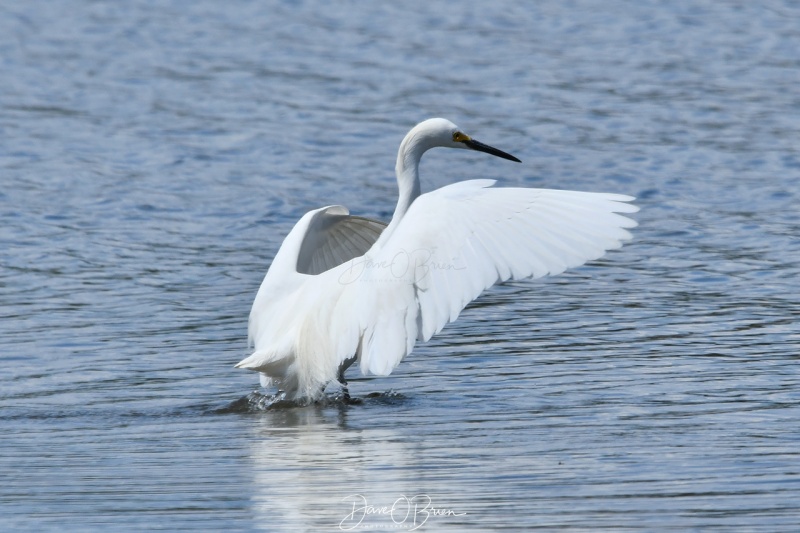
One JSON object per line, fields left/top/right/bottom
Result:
{"left": 453, "top": 131, "right": 471, "bottom": 143}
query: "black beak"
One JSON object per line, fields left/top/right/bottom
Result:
{"left": 463, "top": 139, "right": 521, "bottom": 163}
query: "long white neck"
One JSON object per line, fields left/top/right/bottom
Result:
{"left": 393, "top": 130, "right": 425, "bottom": 220}
{"left": 372, "top": 124, "right": 434, "bottom": 249}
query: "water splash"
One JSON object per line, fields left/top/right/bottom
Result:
{"left": 217, "top": 390, "right": 407, "bottom": 413}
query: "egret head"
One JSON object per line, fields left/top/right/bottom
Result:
{"left": 413, "top": 118, "right": 521, "bottom": 163}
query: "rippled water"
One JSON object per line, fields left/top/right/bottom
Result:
{"left": 2, "top": 0, "right": 799, "bottom": 531}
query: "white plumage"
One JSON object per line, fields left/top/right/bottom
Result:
{"left": 236, "top": 118, "right": 638, "bottom": 402}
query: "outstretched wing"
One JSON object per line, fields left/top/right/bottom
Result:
{"left": 296, "top": 207, "right": 387, "bottom": 275}
{"left": 343, "top": 179, "right": 638, "bottom": 376}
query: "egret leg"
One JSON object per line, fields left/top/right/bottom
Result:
{"left": 337, "top": 355, "right": 357, "bottom": 403}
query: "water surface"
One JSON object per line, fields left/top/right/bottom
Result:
{"left": 2, "top": 1, "right": 799, "bottom": 530}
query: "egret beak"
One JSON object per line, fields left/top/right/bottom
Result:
{"left": 463, "top": 139, "right": 521, "bottom": 163}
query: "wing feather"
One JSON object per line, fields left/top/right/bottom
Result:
{"left": 340, "top": 180, "right": 638, "bottom": 375}
{"left": 296, "top": 211, "right": 387, "bottom": 275}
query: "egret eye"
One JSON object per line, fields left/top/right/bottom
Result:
{"left": 453, "top": 131, "right": 470, "bottom": 143}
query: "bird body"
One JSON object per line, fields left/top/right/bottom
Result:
{"left": 236, "top": 118, "right": 638, "bottom": 402}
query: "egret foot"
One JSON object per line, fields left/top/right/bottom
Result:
{"left": 337, "top": 355, "right": 358, "bottom": 404}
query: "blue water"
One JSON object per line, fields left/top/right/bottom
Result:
{"left": 2, "top": 1, "right": 799, "bottom": 530}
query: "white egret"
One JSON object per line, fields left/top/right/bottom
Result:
{"left": 236, "top": 118, "right": 638, "bottom": 403}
